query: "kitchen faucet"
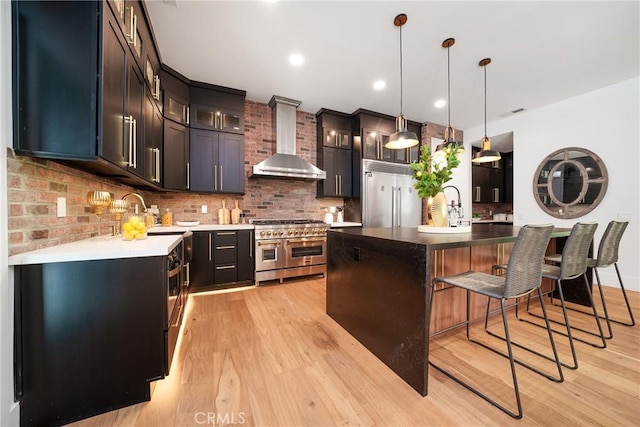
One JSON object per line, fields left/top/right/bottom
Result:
{"left": 121, "top": 192, "right": 148, "bottom": 213}
{"left": 442, "top": 185, "right": 463, "bottom": 224}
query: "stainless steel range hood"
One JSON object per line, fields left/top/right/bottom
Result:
{"left": 251, "top": 96, "right": 326, "bottom": 181}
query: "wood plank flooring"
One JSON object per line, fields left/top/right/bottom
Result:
{"left": 71, "top": 277, "right": 640, "bottom": 426}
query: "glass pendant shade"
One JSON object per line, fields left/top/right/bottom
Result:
{"left": 388, "top": 114, "right": 419, "bottom": 149}
{"left": 472, "top": 136, "right": 501, "bottom": 163}
{"left": 435, "top": 38, "right": 464, "bottom": 155}
{"left": 472, "top": 57, "right": 501, "bottom": 164}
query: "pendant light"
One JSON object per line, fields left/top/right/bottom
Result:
{"left": 472, "top": 58, "right": 501, "bottom": 163}
{"left": 435, "top": 38, "right": 464, "bottom": 154}
{"left": 386, "top": 13, "right": 419, "bottom": 150}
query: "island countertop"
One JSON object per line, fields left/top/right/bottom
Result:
{"left": 329, "top": 224, "right": 570, "bottom": 250}
{"left": 8, "top": 235, "right": 182, "bottom": 266}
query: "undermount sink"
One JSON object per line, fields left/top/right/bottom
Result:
{"left": 417, "top": 225, "right": 472, "bottom": 234}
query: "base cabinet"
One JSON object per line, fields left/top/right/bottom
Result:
{"left": 191, "top": 230, "right": 254, "bottom": 290}
{"left": 14, "top": 257, "right": 166, "bottom": 427}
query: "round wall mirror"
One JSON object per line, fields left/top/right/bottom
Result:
{"left": 533, "top": 147, "right": 608, "bottom": 219}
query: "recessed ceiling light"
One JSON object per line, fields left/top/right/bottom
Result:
{"left": 434, "top": 99, "right": 446, "bottom": 108}
{"left": 373, "top": 80, "right": 386, "bottom": 90}
{"left": 289, "top": 53, "right": 304, "bottom": 66}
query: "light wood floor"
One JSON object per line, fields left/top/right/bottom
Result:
{"left": 71, "top": 277, "right": 640, "bottom": 426}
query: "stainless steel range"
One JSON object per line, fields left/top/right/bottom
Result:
{"left": 249, "top": 219, "right": 330, "bottom": 286}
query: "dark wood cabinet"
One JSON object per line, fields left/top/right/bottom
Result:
{"left": 237, "top": 230, "right": 254, "bottom": 283}
{"left": 161, "top": 66, "right": 190, "bottom": 126}
{"left": 503, "top": 152, "right": 514, "bottom": 203}
{"left": 189, "top": 129, "right": 245, "bottom": 194}
{"left": 163, "top": 120, "right": 189, "bottom": 191}
{"left": 12, "top": 0, "right": 162, "bottom": 190}
{"left": 317, "top": 109, "right": 352, "bottom": 149}
{"left": 143, "top": 88, "right": 163, "bottom": 185}
{"left": 14, "top": 256, "right": 166, "bottom": 426}
{"left": 318, "top": 147, "right": 352, "bottom": 197}
{"left": 191, "top": 230, "right": 253, "bottom": 290}
{"left": 472, "top": 165, "right": 504, "bottom": 203}
{"left": 353, "top": 110, "right": 420, "bottom": 164}
{"left": 189, "top": 85, "right": 245, "bottom": 134}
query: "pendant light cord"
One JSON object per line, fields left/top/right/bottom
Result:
{"left": 484, "top": 63, "right": 487, "bottom": 138}
{"left": 447, "top": 45, "right": 451, "bottom": 128}
{"left": 399, "top": 24, "right": 404, "bottom": 115}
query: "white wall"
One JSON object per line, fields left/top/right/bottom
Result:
{"left": 464, "top": 77, "right": 640, "bottom": 292}
{"left": 0, "top": 0, "right": 19, "bottom": 425}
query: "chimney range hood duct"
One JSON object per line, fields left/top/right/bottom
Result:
{"left": 251, "top": 95, "right": 326, "bottom": 181}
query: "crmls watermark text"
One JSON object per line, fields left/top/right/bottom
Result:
{"left": 194, "top": 412, "right": 247, "bottom": 425}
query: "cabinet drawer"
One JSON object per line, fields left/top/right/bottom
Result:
{"left": 214, "top": 245, "right": 237, "bottom": 264}
{"left": 214, "top": 231, "right": 237, "bottom": 244}
{"left": 214, "top": 264, "right": 238, "bottom": 284}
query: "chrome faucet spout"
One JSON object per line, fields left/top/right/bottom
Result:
{"left": 442, "top": 185, "right": 462, "bottom": 208}
{"left": 121, "top": 192, "right": 148, "bottom": 213}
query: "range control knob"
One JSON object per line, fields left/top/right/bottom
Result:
{"left": 266, "top": 231, "right": 272, "bottom": 236}
{"left": 260, "top": 231, "right": 265, "bottom": 237}
{"left": 279, "top": 230, "right": 284, "bottom": 236}
{"left": 288, "top": 230, "right": 294, "bottom": 236}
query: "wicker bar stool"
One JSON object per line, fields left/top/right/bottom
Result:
{"left": 546, "top": 220, "right": 634, "bottom": 339}
{"left": 430, "top": 224, "right": 560, "bottom": 419}
{"left": 519, "top": 222, "right": 604, "bottom": 370}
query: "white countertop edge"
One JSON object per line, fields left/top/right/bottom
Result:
{"left": 471, "top": 220, "right": 514, "bottom": 224}
{"left": 329, "top": 222, "right": 362, "bottom": 228}
{"left": 147, "top": 224, "right": 254, "bottom": 233}
{"left": 8, "top": 235, "right": 182, "bottom": 266}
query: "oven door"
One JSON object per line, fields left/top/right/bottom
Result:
{"left": 255, "top": 239, "right": 284, "bottom": 272}
{"left": 284, "top": 237, "right": 327, "bottom": 268}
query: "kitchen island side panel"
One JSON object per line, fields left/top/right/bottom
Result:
{"left": 15, "top": 257, "right": 166, "bottom": 427}
{"left": 327, "top": 232, "right": 429, "bottom": 396}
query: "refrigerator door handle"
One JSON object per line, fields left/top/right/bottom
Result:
{"left": 391, "top": 186, "right": 396, "bottom": 227}
{"left": 397, "top": 187, "right": 402, "bottom": 227}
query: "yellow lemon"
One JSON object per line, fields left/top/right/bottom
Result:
{"left": 136, "top": 223, "right": 146, "bottom": 232}
{"left": 129, "top": 216, "right": 141, "bottom": 226}
{"left": 123, "top": 231, "right": 133, "bottom": 240}
{"left": 122, "top": 222, "right": 133, "bottom": 232}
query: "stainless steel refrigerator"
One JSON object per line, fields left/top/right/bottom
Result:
{"left": 362, "top": 159, "right": 422, "bottom": 227}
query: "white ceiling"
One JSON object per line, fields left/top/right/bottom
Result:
{"left": 146, "top": 0, "right": 639, "bottom": 145}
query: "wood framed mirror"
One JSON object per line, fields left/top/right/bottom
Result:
{"left": 533, "top": 147, "right": 608, "bottom": 219}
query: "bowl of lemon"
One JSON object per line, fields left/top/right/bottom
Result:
{"left": 122, "top": 215, "right": 148, "bottom": 241}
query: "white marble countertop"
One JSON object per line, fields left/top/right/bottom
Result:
{"left": 8, "top": 235, "right": 182, "bottom": 266}
{"left": 329, "top": 222, "right": 362, "bottom": 228}
{"left": 147, "top": 224, "right": 254, "bottom": 233}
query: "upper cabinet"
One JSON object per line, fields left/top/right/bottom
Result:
{"left": 317, "top": 109, "right": 352, "bottom": 149}
{"left": 189, "top": 85, "right": 245, "bottom": 134}
{"left": 352, "top": 110, "right": 420, "bottom": 165}
{"left": 471, "top": 147, "right": 510, "bottom": 204}
{"left": 12, "top": 0, "right": 162, "bottom": 190}
{"left": 161, "top": 66, "right": 190, "bottom": 126}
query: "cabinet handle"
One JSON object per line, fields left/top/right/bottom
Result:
{"left": 250, "top": 232, "right": 253, "bottom": 258}
{"left": 339, "top": 175, "right": 343, "bottom": 195}
{"left": 186, "top": 107, "right": 190, "bottom": 125}
{"left": 474, "top": 186, "right": 481, "bottom": 202}
{"left": 257, "top": 241, "right": 280, "bottom": 246}
{"left": 214, "top": 165, "right": 218, "bottom": 190}
{"left": 493, "top": 188, "right": 500, "bottom": 203}
{"left": 216, "top": 111, "right": 222, "bottom": 130}
{"left": 208, "top": 233, "right": 212, "bottom": 261}
{"left": 186, "top": 162, "right": 190, "bottom": 189}
{"left": 126, "top": 115, "right": 134, "bottom": 167}
{"left": 335, "top": 175, "right": 338, "bottom": 195}
{"left": 153, "top": 75, "right": 160, "bottom": 101}
{"left": 125, "top": 7, "right": 134, "bottom": 44}
{"left": 154, "top": 148, "right": 161, "bottom": 183}
{"left": 216, "top": 245, "right": 236, "bottom": 250}
{"left": 132, "top": 118, "right": 137, "bottom": 168}
{"left": 132, "top": 12, "right": 137, "bottom": 49}
{"left": 216, "top": 265, "right": 236, "bottom": 270}
{"left": 220, "top": 165, "right": 223, "bottom": 190}
{"left": 217, "top": 231, "right": 236, "bottom": 236}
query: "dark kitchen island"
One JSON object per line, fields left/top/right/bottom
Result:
{"left": 326, "top": 225, "right": 571, "bottom": 396}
